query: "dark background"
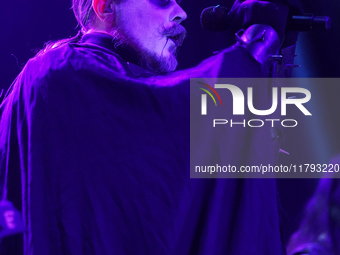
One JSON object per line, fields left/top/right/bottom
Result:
{"left": 0, "top": 0, "right": 339, "bottom": 253}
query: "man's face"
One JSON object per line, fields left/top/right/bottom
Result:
{"left": 113, "top": 0, "right": 187, "bottom": 73}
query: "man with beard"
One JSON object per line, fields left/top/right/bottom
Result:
{"left": 0, "top": 0, "right": 297, "bottom": 254}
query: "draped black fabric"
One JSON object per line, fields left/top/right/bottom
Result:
{"left": 0, "top": 33, "right": 284, "bottom": 255}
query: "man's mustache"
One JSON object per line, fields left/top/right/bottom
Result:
{"left": 163, "top": 25, "right": 187, "bottom": 47}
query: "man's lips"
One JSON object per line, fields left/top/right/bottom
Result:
{"left": 167, "top": 33, "right": 185, "bottom": 47}
{"left": 168, "top": 35, "right": 181, "bottom": 47}
{"left": 164, "top": 25, "right": 187, "bottom": 48}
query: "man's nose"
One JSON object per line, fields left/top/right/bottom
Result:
{"left": 171, "top": 3, "right": 187, "bottom": 23}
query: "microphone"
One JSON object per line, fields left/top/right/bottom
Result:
{"left": 200, "top": 5, "right": 332, "bottom": 32}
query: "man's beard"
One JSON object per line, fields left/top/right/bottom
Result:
{"left": 139, "top": 40, "right": 178, "bottom": 74}
{"left": 110, "top": 24, "right": 186, "bottom": 74}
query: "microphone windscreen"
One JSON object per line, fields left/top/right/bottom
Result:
{"left": 200, "top": 5, "right": 230, "bottom": 32}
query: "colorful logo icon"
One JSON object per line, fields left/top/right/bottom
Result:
{"left": 197, "top": 82, "right": 222, "bottom": 106}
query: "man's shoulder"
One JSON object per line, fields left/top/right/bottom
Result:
{"left": 27, "top": 42, "right": 102, "bottom": 74}
{"left": 30, "top": 40, "right": 126, "bottom": 72}
{"left": 22, "top": 43, "right": 81, "bottom": 84}
{"left": 18, "top": 41, "right": 129, "bottom": 89}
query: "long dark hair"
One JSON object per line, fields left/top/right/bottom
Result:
{"left": 37, "top": 0, "right": 95, "bottom": 56}
{"left": 72, "top": 0, "right": 96, "bottom": 32}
